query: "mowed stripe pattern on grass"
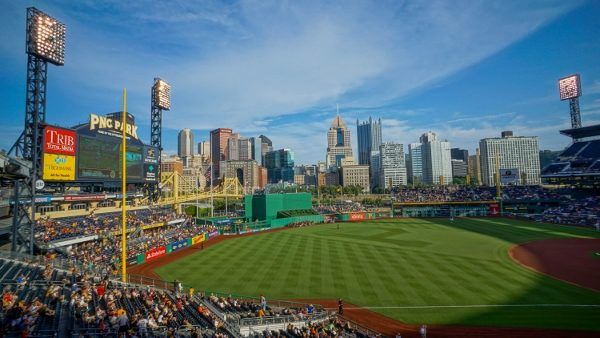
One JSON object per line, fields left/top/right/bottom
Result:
{"left": 155, "top": 218, "right": 600, "bottom": 331}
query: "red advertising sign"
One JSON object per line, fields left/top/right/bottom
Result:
{"left": 145, "top": 246, "right": 166, "bottom": 261}
{"left": 488, "top": 203, "right": 500, "bottom": 217}
{"left": 64, "top": 194, "right": 106, "bottom": 201}
{"left": 349, "top": 212, "right": 366, "bottom": 221}
{"left": 44, "top": 126, "right": 77, "bottom": 156}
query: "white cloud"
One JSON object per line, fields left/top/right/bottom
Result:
{"left": 0, "top": 0, "right": 584, "bottom": 163}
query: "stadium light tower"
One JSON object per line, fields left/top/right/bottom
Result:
{"left": 9, "top": 7, "right": 66, "bottom": 254}
{"left": 150, "top": 78, "right": 171, "bottom": 199}
{"left": 558, "top": 74, "right": 582, "bottom": 129}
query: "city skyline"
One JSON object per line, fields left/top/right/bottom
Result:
{"left": 0, "top": 1, "right": 599, "bottom": 164}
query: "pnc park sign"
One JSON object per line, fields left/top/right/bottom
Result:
{"left": 89, "top": 113, "right": 139, "bottom": 140}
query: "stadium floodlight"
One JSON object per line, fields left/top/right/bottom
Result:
{"left": 26, "top": 7, "right": 66, "bottom": 66}
{"left": 558, "top": 74, "right": 581, "bottom": 101}
{"left": 153, "top": 78, "right": 171, "bottom": 110}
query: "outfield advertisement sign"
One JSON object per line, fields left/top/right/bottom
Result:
{"left": 171, "top": 239, "right": 189, "bottom": 252}
{"left": 127, "top": 256, "right": 138, "bottom": 266}
{"left": 488, "top": 203, "right": 500, "bottom": 217}
{"left": 133, "top": 232, "right": 218, "bottom": 264}
{"left": 348, "top": 212, "right": 366, "bottom": 221}
{"left": 192, "top": 235, "right": 205, "bottom": 245}
{"left": 145, "top": 246, "right": 166, "bottom": 261}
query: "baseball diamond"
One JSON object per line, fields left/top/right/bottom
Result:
{"left": 153, "top": 218, "right": 600, "bottom": 332}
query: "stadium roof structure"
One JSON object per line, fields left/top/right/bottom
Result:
{"left": 560, "top": 123, "right": 600, "bottom": 140}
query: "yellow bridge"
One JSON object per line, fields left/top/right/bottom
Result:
{"left": 148, "top": 172, "right": 245, "bottom": 207}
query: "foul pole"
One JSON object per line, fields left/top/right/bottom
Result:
{"left": 121, "top": 89, "right": 128, "bottom": 282}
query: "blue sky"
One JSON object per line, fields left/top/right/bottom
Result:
{"left": 1, "top": 0, "right": 599, "bottom": 164}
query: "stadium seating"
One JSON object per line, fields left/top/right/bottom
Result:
{"left": 542, "top": 139, "right": 600, "bottom": 176}
{"left": 34, "top": 207, "right": 184, "bottom": 244}
{"left": 0, "top": 254, "right": 344, "bottom": 338}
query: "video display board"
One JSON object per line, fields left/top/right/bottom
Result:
{"left": 77, "top": 135, "right": 120, "bottom": 180}
{"left": 76, "top": 136, "right": 148, "bottom": 182}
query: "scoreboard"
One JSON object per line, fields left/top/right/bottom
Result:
{"left": 41, "top": 113, "right": 159, "bottom": 184}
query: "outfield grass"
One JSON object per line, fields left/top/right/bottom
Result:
{"left": 155, "top": 218, "right": 600, "bottom": 330}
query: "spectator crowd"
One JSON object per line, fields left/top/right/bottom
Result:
{"left": 35, "top": 208, "right": 185, "bottom": 243}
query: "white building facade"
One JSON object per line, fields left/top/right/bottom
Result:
{"left": 420, "top": 132, "right": 452, "bottom": 185}
{"left": 379, "top": 142, "right": 407, "bottom": 188}
{"left": 479, "top": 133, "right": 541, "bottom": 186}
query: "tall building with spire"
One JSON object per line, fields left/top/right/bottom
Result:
{"left": 326, "top": 115, "right": 353, "bottom": 168}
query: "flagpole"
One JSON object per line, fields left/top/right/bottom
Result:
{"left": 121, "top": 88, "right": 128, "bottom": 283}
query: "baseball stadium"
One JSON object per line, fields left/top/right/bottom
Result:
{"left": 1, "top": 6, "right": 599, "bottom": 338}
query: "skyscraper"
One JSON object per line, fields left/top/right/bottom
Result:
{"left": 420, "top": 132, "right": 452, "bottom": 185}
{"left": 227, "top": 134, "right": 253, "bottom": 161}
{"left": 210, "top": 128, "right": 233, "bottom": 179}
{"left": 379, "top": 142, "right": 407, "bottom": 188}
{"left": 357, "top": 117, "right": 382, "bottom": 165}
{"left": 227, "top": 133, "right": 240, "bottom": 160}
{"left": 479, "top": 132, "right": 541, "bottom": 186}
{"left": 259, "top": 135, "right": 273, "bottom": 165}
{"left": 197, "top": 141, "right": 210, "bottom": 158}
{"left": 178, "top": 129, "right": 194, "bottom": 164}
{"left": 451, "top": 148, "right": 469, "bottom": 163}
{"left": 450, "top": 148, "right": 469, "bottom": 179}
{"left": 265, "top": 148, "right": 295, "bottom": 183}
{"left": 326, "top": 115, "right": 353, "bottom": 168}
{"left": 370, "top": 151, "right": 381, "bottom": 189}
{"left": 408, "top": 143, "right": 423, "bottom": 185}
{"left": 249, "top": 137, "right": 263, "bottom": 165}
{"left": 468, "top": 148, "right": 482, "bottom": 185}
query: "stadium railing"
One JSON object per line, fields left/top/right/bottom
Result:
{"left": 127, "top": 273, "right": 325, "bottom": 312}
{"left": 0, "top": 249, "right": 91, "bottom": 275}
{"left": 239, "top": 310, "right": 329, "bottom": 327}
{"left": 69, "top": 325, "right": 215, "bottom": 338}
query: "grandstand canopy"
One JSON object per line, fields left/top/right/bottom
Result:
{"left": 560, "top": 123, "right": 600, "bottom": 140}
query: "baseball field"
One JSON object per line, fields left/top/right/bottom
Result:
{"left": 154, "top": 218, "right": 600, "bottom": 331}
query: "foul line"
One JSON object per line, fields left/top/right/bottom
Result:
{"left": 324, "top": 304, "right": 600, "bottom": 310}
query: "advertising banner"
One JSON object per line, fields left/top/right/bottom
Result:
{"left": 144, "top": 163, "right": 157, "bottom": 182}
{"left": 144, "top": 146, "right": 158, "bottom": 164}
{"left": 145, "top": 246, "right": 166, "bottom": 261}
{"left": 44, "top": 126, "right": 77, "bottom": 156}
{"left": 34, "top": 196, "right": 52, "bottom": 203}
{"left": 64, "top": 194, "right": 106, "bottom": 202}
{"left": 500, "top": 168, "right": 519, "bottom": 185}
{"left": 171, "top": 239, "right": 189, "bottom": 252}
{"left": 192, "top": 235, "right": 205, "bottom": 245}
{"left": 127, "top": 256, "right": 138, "bottom": 266}
{"left": 136, "top": 254, "right": 145, "bottom": 264}
{"left": 42, "top": 153, "right": 76, "bottom": 181}
{"left": 488, "top": 203, "right": 500, "bottom": 217}
{"left": 348, "top": 212, "right": 366, "bottom": 221}
{"left": 208, "top": 230, "right": 219, "bottom": 239}
{"left": 166, "top": 244, "right": 172, "bottom": 253}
